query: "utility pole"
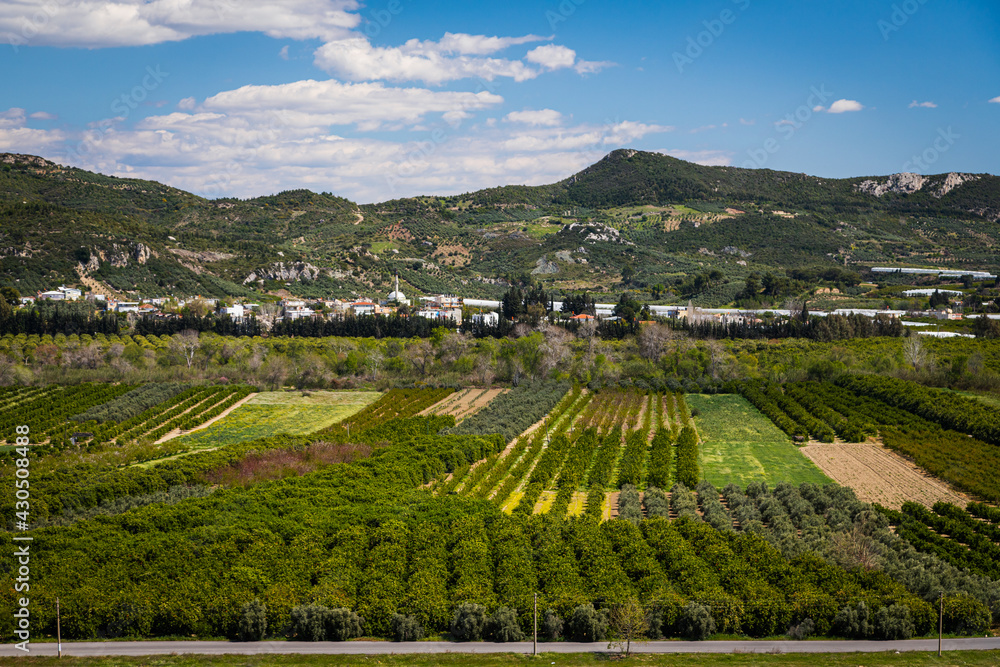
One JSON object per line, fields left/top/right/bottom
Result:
{"left": 533, "top": 592, "right": 538, "bottom": 656}
{"left": 938, "top": 591, "right": 944, "bottom": 657}
{"left": 56, "top": 597, "right": 62, "bottom": 658}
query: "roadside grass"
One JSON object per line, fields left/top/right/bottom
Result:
{"left": 9, "top": 650, "right": 1000, "bottom": 667}
{"left": 168, "top": 391, "right": 381, "bottom": 450}
{"left": 687, "top": 394, "right": 831, "bottom": 488}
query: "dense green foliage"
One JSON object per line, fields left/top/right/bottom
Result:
{"left": 836, "top": 374, "right": 1000, "bottom": 445}
{"left": 445, "top": 380, "right": 570, "bottom": 443}
{"left": 674, "top": 426, "right": 699, "bottom": 488}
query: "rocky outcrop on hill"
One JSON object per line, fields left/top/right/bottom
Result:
{"left": 1, "top": 153, "right": 56, "bottom": 168}
{"left": 934, "top": 172, "right": 980, "bottom": 197}
{"left": 77, "top": 242, "right": 153, "bottom": 272}
{"left": 243, "top": 261, "right": 351, "bottom": 284}
{"left": 531, "top": 256, "right": 559, "bottom": 275}
{"left": 855, "top": 172, "right": 980, "bottom": 199}
{"left": 855, "top": 173, "right": 927, "bottom": 197}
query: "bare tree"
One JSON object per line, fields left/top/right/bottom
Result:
{"left": 248, "top": 344, "right": 267, "bottom": 372}
{"left": 365, "top": 349, "right": 385, "bottom": 381}
{"left": 903, "top": 334, "right": 927, "bottom": 371}
{"left": 174, "top": 329, "right": 201, "bottom": 369}
{"left": 405, "top": 339, "right": 434, "bottom": 377}
{"left": 707, "top": 339, "right": 726, "bottom": 380}
{"left": 607, "top": 599, "right": 649, "bottom": 658}
{"left": 637, "top": 323, "right": 671, "bottom": 361}
{"left": 830, "top": 516, "right": 882, "bottom": 571}
{"left": 260, "top": 355, "right": 291, "bottom": 390}
{"left": 250, "top": 302, "right": 279, "bottom": 330}
{"left": 578, "top": 318, "right": 598, "bottom": 342}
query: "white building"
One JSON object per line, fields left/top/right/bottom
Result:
{"left": 218, "top": 304, "right": 245, "bottom": 318}
{"left": 470, "top": 311, "right": 499, "bottom": 326}
{"left": 386, "top": 274, "right": 410, "bottom": 306}
{"left": 115, "top": 302, "right": 140, "bottom": 313}
{"left": 349, "top": 300, "right": 377, "bottom": 316}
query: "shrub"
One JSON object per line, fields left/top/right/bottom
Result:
{"left": 288, "top": 604, "right": 362, "bottom": 641}
{"left": 327, "top": 608, "right": 364, "bottom": 641}
{"left": 943, "top": 595, "right": 991, "bottom": 635}
{"left": 540, "top": 609, "right": 563, "bottom": 641}
{"left": 488, "top": 606, "right": 524, "bottom": 642}
{"left": 678, "top": 602, "right": 715, "bottom": 640}
{"left": 567, "top": 603, "right": 608, "bottom": 642}
{"left": 872, "top": 604, "right": 913, "bottom": 640}
{"left": 451, "top": 603, "right": 488, "bottom": 641}
{"left": 643, "top": 485, "right": 669, "bottom": 518}
{"left": 832, "top": 601, "right": 872, "bottom": 639}
{"left": 645, "top": 605, "right": 664, "bottom": 640}
{"left": 237, "top": 599, "right": 268, "bottom": 641}
{"left": 390, "top": 613, "right": 423, "bottom": 642}
{"left": 617, "top": 484, "right": 643, "bottom": 524}
{"left": 289, "top": 603, "right": 330, "bottom": 641}
{"left": 787, "top": 617, "right": 814, "bottom": 640}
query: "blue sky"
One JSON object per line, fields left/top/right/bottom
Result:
{"left": 1, "top": 0, "right": 997, "bottom": 202}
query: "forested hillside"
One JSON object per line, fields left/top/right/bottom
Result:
{"left": 1, "top": 151, "right": 998, "bottom": 306}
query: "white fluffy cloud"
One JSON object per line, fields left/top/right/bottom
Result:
{"left": 525, "top": 44, "right": 577, "bottom": 70}
{"left": 499, "top": 120, "right": 672, "bottom": 153}
{"left": 505, "top": 109, "right": 563, "bottom": 126}
{"left": 524, "top": 44, "right": 612, "bottom": 75}
{"left": 816, "top": 99, "right": 865, "bottom": 114}
{"left": 660, "top": 149, "right": 733, "bottom": 167}
{"left": 0, "top": 108, "right": 26, "bottom": 129}
{"left": 989, "top": 96, "right": 1000, "bottom": 104}
{"left": 0, "top": 0, "right": 360, "bottom": 48}
{"left": 197, "top": 79, "right": 503, "bottom": 129}
{"left": 314, "top": 33, "right": 547, "bottom": 84}
{"left": 909, "top": 100, "right": 937, "bottom": 108}
{"left": 11, "top": 98, "right": 671, "bottom": 203}
{"left": 0, "top": 107, "right": 68, "bottom": 152}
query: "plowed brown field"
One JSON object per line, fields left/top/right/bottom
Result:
{"left": 801, "top": 440, "right": 968, "bottom": 509}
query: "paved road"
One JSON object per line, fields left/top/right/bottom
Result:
{"left": 4, "top": 638, "right": 1000, "bottom": 657}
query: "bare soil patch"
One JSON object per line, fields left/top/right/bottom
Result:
{"left": 801, "top": 440, "right": 969, "bottom": 509}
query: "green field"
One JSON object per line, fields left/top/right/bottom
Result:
{"left": 369, "top": 241, "right": 398, "bottom": 254}
{"left": 687, "top": 394, "right": 831, "bottom": 488}
{"left": 169, "top": 390, "right": 382, "bottom": 450}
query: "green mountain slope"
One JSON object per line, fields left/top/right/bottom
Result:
{"left": 1, "top": 150, "right": 997, "bottom": 306}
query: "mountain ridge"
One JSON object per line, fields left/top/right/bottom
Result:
{"left": 1, "top": 150, "right": 998, "bottom": 306}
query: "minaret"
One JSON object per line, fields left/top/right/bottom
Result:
{"left": 395, "top": 272, "right": 399, "bottom": 296}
